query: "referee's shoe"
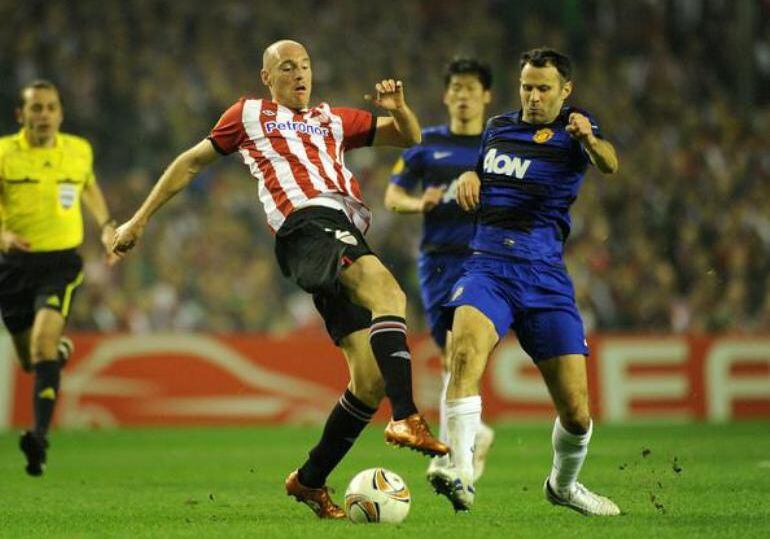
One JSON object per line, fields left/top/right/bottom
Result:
{"left": 19, "top": 431, "right": 47, "bottom": 477}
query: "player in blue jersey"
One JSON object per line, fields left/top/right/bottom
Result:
{"left": 385, "top": 58, "right": 496, "bottom": 485}
{"left": 434, "top": 48, "right": 621, "bottom": 516}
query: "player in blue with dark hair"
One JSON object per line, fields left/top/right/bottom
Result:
{"left": 434, "top": 48, "right": 621, "bottom": 516}
{"left": 385, "top": 58, "right": 495, "bottom": 486}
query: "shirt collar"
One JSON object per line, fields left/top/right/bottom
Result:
{"left": 17, "top": 128, "right": 62, "bottom": 150}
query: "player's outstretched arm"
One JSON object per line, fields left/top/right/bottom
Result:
{"left": 384, "top": 183, "right": 444, "bottom": 214}
{"left": 81, "top": 179, "right": 119, "bottom": 265}
{"left": 367, "top": 79, "right": 421, "bottom": 147}
{"left": 566, "top": 112, "right": 619, "bottom": 174}
{"left": 112, "top": 139, "right": 220, "bottom": 257}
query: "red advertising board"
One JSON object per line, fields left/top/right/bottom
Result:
{"left": 1, "top": 332, "right": 768, "bottom": 427}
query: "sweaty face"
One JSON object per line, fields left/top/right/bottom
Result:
{"left": 262, "top": 44, "right": 312, "bottom": 110}
{"left": 443, "top": 74, "right": 490, "bottom": 123}
{"left": 519, "top": 64, "right": 571, "bottom": 125}
{"left": 18, "top": 88, "right": 63, "bottom": 146}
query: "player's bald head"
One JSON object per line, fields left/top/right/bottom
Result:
{"left": 262, "top": 40, "right": 308, "bottom": 70}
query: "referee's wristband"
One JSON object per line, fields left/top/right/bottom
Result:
{"left": 101, "top": 219, "right": 117, "bottom": 230}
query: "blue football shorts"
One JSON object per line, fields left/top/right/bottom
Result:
{"left": 443, "top": 253, "right": 589, "bottom": 362}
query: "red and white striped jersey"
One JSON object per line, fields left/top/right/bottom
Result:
{"left": 208, "top": 97, "right": 376, "bottom": 232}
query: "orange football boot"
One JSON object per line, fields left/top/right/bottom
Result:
{"left": 384, "top": 413, "right": 450, "bottom": 456}
{"left": 285, "top": 470, "right": 346, "bottom": 519}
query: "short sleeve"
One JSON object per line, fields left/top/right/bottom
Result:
{"left": 83, "top": 140, "right": 95, "bottom": 187}
{"left": 475, "top": 123, "right": 491, "bottom": 177}
{"left": 332, "top": 107, "right": 376, "bottom": 150}
{"left": 389, "top": 145, "right": 424, "bottom": 191}
{"left": 208, "top": 98, "right": 247, "bottom": 155}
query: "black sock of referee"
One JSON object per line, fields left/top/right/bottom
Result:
{"left": 369, "top": 315, "right": 418, "bottom": 420}
{"left": 33, "top": 360, "right": 61, "bottom": 438}
{"left": 298, "top": 389, "right": 376, "bottom": 488}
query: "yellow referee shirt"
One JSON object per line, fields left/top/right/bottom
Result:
{"left": 0, "top": 129, "right": 94, "bottom": 252}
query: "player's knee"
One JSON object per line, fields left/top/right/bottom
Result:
{"left": 29, "top": 333, "right": 59, "bottom": 363}
{"left": 560, "top": 408, "right": 592, "bottom": 435}
{"left": 371, "top": 280, "right": 406, "bottom": 315}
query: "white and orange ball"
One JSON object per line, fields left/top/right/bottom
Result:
{"left": 344, "top": 468, "right": 411, "bottom": 524}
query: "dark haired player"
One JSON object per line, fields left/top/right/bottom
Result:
{"left": 0, "top": 80, "right": 116, "bottom": 476}
{"left": 385, "top": 58, "right": 495, "bottom": 486}
{"left": 436, "top": 48, "right": 621, "bottom": 516}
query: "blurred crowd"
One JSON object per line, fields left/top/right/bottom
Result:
{"left": 1, "top": 0, "right": 769, "bottom": 334}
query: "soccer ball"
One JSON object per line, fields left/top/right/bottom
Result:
{"left": 344, "top": 468, "right": 411, "bottom": 524}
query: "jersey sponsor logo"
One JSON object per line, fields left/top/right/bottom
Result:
{"left": 261, "top": 109, "right": 276, "bottom": 116}
{"left": 533, "top": 128, "right": 554, "bottom": 144}
{"left": 483, "top": 148, "right": 532, "bottom": 179}
{"left": 432, "top": 151, "right": 452, "bottom": 160}
{"left": 390, "top": 351, "right": 412, "bottom": 361}
{"left": 264, "top": 120, "right": 330, "bottom": 137}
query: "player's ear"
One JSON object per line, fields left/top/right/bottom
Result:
{"left": 482, "top": 90, "right": 492, "bottom": 105}
{"left": 260, "top": 69, "right": 271, "bottom": 88}
{"left": 15, "top": 108, "right": 22, "bottom": 125}
{"left": 561, "top": 80, "right": 573, "bottom": 100}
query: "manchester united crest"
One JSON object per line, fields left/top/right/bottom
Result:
{"left": 533, "top": 128, "right": 554, "bottom": 144}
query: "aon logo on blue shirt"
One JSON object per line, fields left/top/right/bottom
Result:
{"left": 483, "top": 148, "right": 531, "bottom": 179}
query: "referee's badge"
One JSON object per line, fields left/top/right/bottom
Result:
{"left": 58, "top": 183, "right": 77, "bottom": 209}
{"left": 533, "top": 128, "right": 554, "bottom": 144}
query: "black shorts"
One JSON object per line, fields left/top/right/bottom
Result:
{"left": 274, "top": 206, "right": 373, "bottom": 345}
{"left": 0, "top": 249, "right": 84, "bottom": 334}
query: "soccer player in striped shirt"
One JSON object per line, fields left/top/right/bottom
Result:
{"left": 113, "top": 40, "right": 447, "bottom": 519}
{"left": 385, "top": 58, "right": 496, "bottom": 486}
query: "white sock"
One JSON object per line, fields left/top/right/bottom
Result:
{"left": 446, "top": 395, "right": 481, "bottom": 481}
{"left": 438, "top": 370, "right": 451, "bottom": 443}
{"left": 432, "top": 370, "right": 452, "bottom": 468}
{"left": 549, "top": 416, "right": 593, "bottom": 493}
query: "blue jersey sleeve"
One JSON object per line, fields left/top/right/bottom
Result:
{"left": 474, "top": 122, "right": 491, "bottom": 177}
{"left": 389, "top": 145, "right": 424, "bottom": 191}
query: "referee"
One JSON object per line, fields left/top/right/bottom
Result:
{"left": 0, "top": 80, "right": 116, "bottom": 476}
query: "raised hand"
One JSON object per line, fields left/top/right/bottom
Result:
{"left": 365, "top": 79, "right": 406, "bottom": 112}
{"left": 566, "top": 112, "right": 595, "bottom": 143}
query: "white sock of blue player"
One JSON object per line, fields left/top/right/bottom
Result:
{"left": 549, "top": 416, "right": 593, "bottom": 493}
{"left": 446, "top": 395, "right": 481, "bottom": 481}
{"left": 432, "top": 370, "right": 452, "bottom": 468}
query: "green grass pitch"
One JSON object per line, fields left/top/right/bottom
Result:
{"left": 1, "top": 423, "right": 768, "bottom": 538}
